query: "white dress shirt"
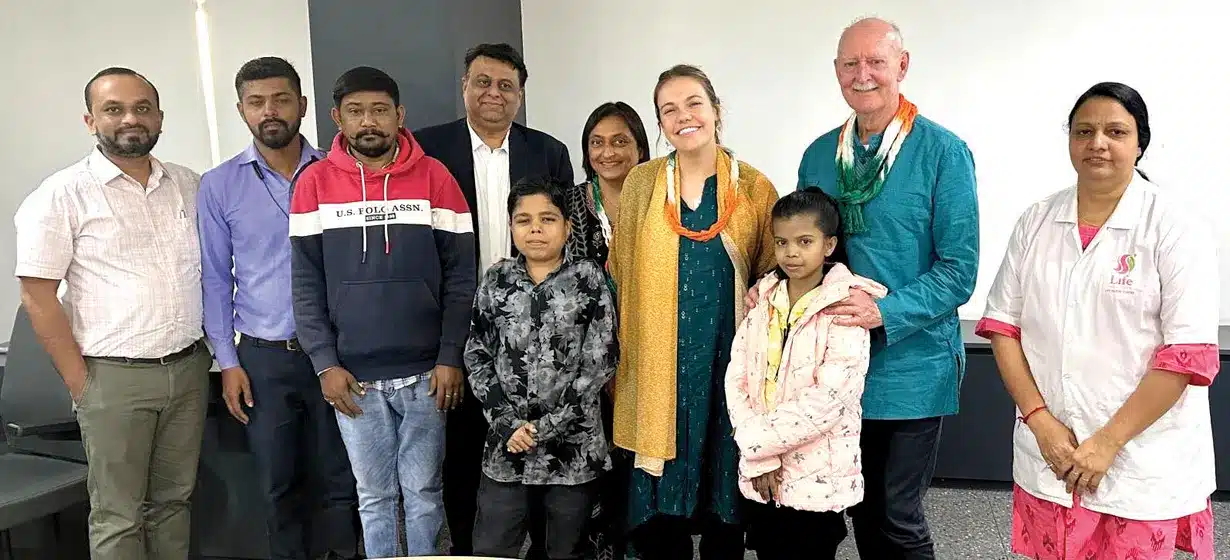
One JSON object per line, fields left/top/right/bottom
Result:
{"left": 468, "top": 122, "right": 511, "bottom": 272}
{"left": 982, "top": 174, "right": 1218, "bottom": 520}
{"left": 14, "top": 147, "right": 204, "bottom": 359}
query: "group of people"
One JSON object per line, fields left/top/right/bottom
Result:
{"left": 12, "top": 14, "right": 1219, "bottom": 560}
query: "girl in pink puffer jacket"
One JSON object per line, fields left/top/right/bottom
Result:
{"left": 725, "top": 188, "right": 887, "bottom": 559}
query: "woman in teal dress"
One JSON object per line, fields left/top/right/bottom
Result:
{"left": 610, "top": 64, "right": 779, "bottom": 560}
{"left": 624, "top": 175, "right": 744, "bottom": 559}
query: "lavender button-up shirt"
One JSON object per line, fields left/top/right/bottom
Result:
{"left": 198, "top": 138, "right": 323, "bottom": 370}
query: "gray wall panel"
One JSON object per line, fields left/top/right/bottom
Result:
{"left": 307, "top": 0, "right": 525, "bottom": 147}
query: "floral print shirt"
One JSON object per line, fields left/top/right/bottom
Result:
{"left": 464, "top": 255, "right": 619, "bottom": 485}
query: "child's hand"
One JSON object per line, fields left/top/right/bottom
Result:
{"left": 751, "top": 469, "right": 782, "bottom": 501}
{"left": 506, "top": 422, "right": 537, "bottom": 453}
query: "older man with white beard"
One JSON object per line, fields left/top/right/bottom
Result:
{"left": 750, "top": 17, "right": 980, "bottom": 559}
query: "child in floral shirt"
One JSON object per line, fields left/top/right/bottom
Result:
{"left": 464, "top": 176, "right": 619, "bottom": 560}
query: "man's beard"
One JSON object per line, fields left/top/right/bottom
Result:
{"left": 349, "top": 129, "right": 394, "bottom": 158}
{"left": 251, "top": 117, "right": 301, "bottom": 150}
{"left": 97, "top": 126, "right": 159, "bottom": 158}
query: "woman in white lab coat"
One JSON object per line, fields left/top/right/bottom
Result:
{"left": 976, "top": 82, "right": 1218, "bottom": 559}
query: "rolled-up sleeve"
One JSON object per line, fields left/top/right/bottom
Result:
{"left": 1151, "top": 210, "right": 1220, "bottom": 385}
{"left": 977, "top": 211, "right": 1032, "bottom": 340}
{"left": 15, "top": 183, "right": 75, "bottom": 280}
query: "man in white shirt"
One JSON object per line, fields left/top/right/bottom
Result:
{"left": 414, "top": 42, "right": 573, "bottom": 557}
{"left": 14, "top": 67, "right": 212, "bottom": 560}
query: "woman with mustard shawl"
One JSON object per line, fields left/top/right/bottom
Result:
{"left": 610, "top": 64, "right": 778, "bottom": 559}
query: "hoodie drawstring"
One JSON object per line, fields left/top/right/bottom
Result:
{"left": 355, "top": 161, "right": 393, "bottom": 263}
{"left": 357, "top": 162, "right": 368, "bottom": 263}
{"left": 382, "top": 173, "right": 391, "bottom": 255}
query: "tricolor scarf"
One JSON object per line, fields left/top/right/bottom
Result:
{"left": 586, "top": 178, "right": 619, "bottom": 294}
{"left": 835, "top": 94, "right": 918, "bottom": 235}
{"left": 589, "top": 178, "right": 613, "bottom": 245}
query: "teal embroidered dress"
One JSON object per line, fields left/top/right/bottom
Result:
{"left": 627, "top": 176, "right": 742, "bottom": 529}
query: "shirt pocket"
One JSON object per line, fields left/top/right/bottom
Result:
{"left": 166, "top": 199, "right": 201, "bottom": 274}
{"left": 872, "top": 189, "right": 931, "bottom": 232}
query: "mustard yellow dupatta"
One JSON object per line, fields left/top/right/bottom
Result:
{"left": 610, "top": 148, "right": 779, "bottom": 475}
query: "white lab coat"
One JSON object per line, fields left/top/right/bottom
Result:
{"left": 982, "top": 174, "right": 1218, "bottom": 520}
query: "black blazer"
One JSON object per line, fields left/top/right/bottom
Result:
{"left": 413, "top": 118, "right": 574, "bottom": 258}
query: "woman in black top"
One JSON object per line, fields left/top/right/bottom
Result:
{"left": 565, "top": 101, "right": 650, "bottom": 560}
{"left": 565, "top": 102, "right": 651, "bottom": 269}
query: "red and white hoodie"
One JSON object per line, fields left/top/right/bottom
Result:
{"left": 289, "top": 128, "right": 476, "bottom": 382}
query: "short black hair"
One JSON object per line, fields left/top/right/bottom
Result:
{"left": 235, "top": 56, "right": 302, "bottom": 98}
{"left": 580, "top": 102, "right": 651, "bottom": 181}
{"left": 772, "top": 186, "right": 847, "bottom": 267}
{"left": 1067, "top": 81, "right": 1151, "bottom": 180}
{"left": 507, "top": 175, "right": 570, "bottom": 219}
{"left": 332, "top": 66, "right": 400, "bottom": 107}
{"left": 464, "top": 43, "right": 528, "bottom": 88}
{"left": 84, "top": 67, "right": 159, "bottom": 111}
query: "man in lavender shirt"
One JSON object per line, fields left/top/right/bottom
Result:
{"left": 198, "top": 57, "right": 359, "bottom": 560}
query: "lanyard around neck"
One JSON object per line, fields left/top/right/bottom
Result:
{"left": 251, "top": 156, "right": 319, "bottom": 218}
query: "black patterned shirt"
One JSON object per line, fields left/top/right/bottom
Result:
{"left": 464, "top": 256, "right": 619, "bottom": 485}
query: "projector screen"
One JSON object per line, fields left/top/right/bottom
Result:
{"left": 521, "top": 0, "right": 1230, "bottom": 323}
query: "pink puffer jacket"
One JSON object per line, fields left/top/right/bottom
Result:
{"left": 725, "top": 263, "right": 887, "bottom": 512}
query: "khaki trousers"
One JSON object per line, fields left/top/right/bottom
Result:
{"left": 75, "top": 341, "right": 210, "bottom": 560}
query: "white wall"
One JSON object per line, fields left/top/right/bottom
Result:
{"left": 521, "top": 0, "right": 1230, "bottom": 323}
{"left": 202, "top": 0, "right": 319, "bottom": 160}
{"left": 0, "top": 0, "right": 315, "bottom": 341}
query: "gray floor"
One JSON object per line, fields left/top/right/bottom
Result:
{"left": 9, "top": 483, "right": 1227, "bottom": 558}
{"left": 792, "top": 482, "right": 1229, "bottom": 560}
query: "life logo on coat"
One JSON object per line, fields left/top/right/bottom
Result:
{"left": 1107, "top": 252, "right": 1139, "bottom": 295}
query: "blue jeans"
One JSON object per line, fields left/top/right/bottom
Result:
{"left": 334, "top": 376, "right": 445, "bottom": 557}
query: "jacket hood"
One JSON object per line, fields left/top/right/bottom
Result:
{"left": 326, "top": 128, "right": 424, "bottom": 175}
{"left": 754, "top": 262, "right": 889, "bottom": 320}
{"left": 322, "top": 128, "right": 429, "bottom": 264}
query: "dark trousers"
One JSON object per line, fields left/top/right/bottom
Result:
{"left": 848, "top": 417, "right": 943, "bottom": 560}
{"left": 746, "top": 501, "right": 847, "bottom": 560}
{"left": 238, "top": 336, "right": 360, "bottom": 560}
{"left": 629, "top": 515, "right": 744, "bottom": 560}
{"left": 444, "top": 380, "right": 547, "bottom": 557}
{"left": 472, "top": 476, "right": 596, "bottom": 560}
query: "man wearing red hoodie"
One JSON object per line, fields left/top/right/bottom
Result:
{"left": 289, "top": 66, "right": 476, "bottom": 557}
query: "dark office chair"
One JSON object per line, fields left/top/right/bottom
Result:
{"left": 2, "top": 305, "right": 84, "bottom": 462}
{"left": 0, "top": 305, "right": 89, "bottom": 559}
{"left": 0, "top": 304, "right": 277, "bottom": 559}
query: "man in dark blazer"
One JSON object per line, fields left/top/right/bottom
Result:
{"left": 413, "top": 42, "right": 572, "bottom": 557}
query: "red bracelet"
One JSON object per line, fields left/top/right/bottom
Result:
{"left": 1019, "top": 405, "right": 1047, "bottom": 424}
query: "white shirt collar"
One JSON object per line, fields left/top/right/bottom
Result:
{"left": 87, "top": 146, "right": 166, "bottom": 189}
{"left": 467, "top": 120, "right": 510, "bottom": 154}
{"left": 1055, "top": 172, "right": 1148, "bottom": 230}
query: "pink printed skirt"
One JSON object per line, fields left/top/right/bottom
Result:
{"left": 1011, "top": 485, "right": 1214, "bottom": 559}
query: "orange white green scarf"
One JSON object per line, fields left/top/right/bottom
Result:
{"left": 835, "top": 94, "right": 918, "bottom": 234}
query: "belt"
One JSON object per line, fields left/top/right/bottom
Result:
{"left": 241, "top": 334, "right": 302, "bottom": 352}
{"left": 90, "top": 340, "right": 201, "bottom": 365}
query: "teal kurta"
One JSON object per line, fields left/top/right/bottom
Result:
{"left": 797, "top": 114, "right": 979, "bottom": 420}
{"left": 627, "top": 176, "right": 742, "bottom": 529}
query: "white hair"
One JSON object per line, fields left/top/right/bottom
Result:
{"left": 842, "top": 16, "right": 905, "bottom": 52}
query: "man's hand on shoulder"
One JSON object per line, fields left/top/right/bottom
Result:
{"left": 822, "top": 287, "right": 884, "bottom": 329}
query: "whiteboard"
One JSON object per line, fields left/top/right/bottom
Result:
{"left": 522, "top": 0, "right": 1230, "bottom": 323}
